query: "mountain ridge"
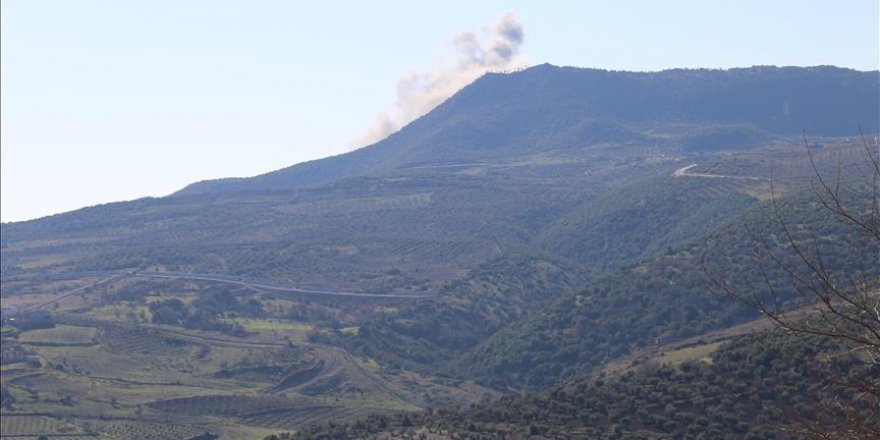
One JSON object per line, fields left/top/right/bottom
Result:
{"left": 174, "top": 64, "right": 879, "bottom": 197}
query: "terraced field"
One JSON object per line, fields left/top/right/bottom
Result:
{"left": 0, "top": 414, "right": 90, "bottom": 437}
{"left": 88, "top": 419, "right": 205, "bottom": 440}
{"left": 0, "top": 274, "right": 496, "bottom": 439}
{"left": 18, "top": 325, "right": 98, "bottom": 346}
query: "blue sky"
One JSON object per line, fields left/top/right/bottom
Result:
{"left": 2, "top": 0, "right": 878, "bottom": 222}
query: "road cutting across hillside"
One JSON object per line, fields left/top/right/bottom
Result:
{"left": 672, "top": 163, "right": 767, "bottom": 180}
{"left": 21, "top": 270, "right": 435, "bottom": 312}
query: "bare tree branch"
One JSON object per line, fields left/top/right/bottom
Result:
{"left": 706, "top": 133, "right": 880, "bottom": 439}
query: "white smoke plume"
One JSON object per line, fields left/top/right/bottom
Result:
{"left": 353, "top": 13, "right": 527, "bottom": 148}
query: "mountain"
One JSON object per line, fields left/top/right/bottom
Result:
{"left": 175, "top": 64, "right": 879, "bottom": 196}
{"left": 2, "top": 64, "right": 878, "bottom": 440}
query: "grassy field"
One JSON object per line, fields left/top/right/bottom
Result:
{"left": 653, "top": 341, "right": 725, "bottom": 366}
{"left": 18, "top": 325, "right": 98, "bottom": 346}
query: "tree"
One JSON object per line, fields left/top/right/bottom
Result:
{"left": 712, "top": 133, "right": 879, "bottom": 439}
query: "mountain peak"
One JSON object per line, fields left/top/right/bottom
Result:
{"left": 175, "top": 65, "right": 879, "bottom": 196}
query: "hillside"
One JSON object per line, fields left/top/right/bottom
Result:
{"left": 293, "top": 330, "right": 874, "bottom": 440}
{"left": 451, "top": 179, "right": 880, "bottom": 389}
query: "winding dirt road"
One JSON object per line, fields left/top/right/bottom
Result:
{"left": 672, "top": 163, "right": 766, "bottom": 181}
{"left": 130, "top": 271, "right": 434, "bottom": 299}
{"left": 19, "top": 269, "right": 434, "bottom": 312}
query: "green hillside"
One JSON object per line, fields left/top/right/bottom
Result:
{"left": 451, "top": 172, "right": 879, "bottom": 389}
{"left": 294, "top": 330, "right": 872, "bottom": 439}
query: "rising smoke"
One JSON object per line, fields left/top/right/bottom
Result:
{"left": 353, "top": 13, "right": 527, "bottom": 148}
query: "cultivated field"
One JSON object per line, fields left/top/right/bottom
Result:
{"left": 0, "top": 275, "right": 493, "bottom": 439}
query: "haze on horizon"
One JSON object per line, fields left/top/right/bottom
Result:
{"left": 2, "top": 0, "right": 878, "bottom": 223}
